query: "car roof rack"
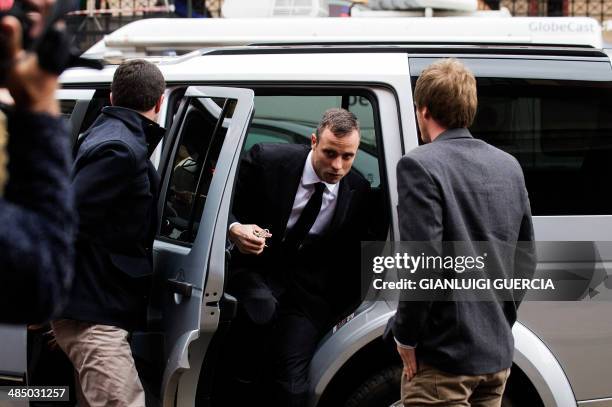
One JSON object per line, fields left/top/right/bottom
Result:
{"left": 247, "top": 41, "right": 596, "bottom": 49}
{"left": 82, "top": 16, "right": 604, "bottom": 60}
{"left": 206, "top": 44, "right": 607, "bottom": 58}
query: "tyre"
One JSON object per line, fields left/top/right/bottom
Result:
{"left": 344, "top": 365, "right": 402, "bottom": 407}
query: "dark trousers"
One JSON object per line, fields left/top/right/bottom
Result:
{"left": 271, "top": 309, "right": 321, "bottom": 407}
{"left": 224, "top": 298, "right": 322, "bottom": 407}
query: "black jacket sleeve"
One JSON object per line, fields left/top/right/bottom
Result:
{"left": 228, "top": 144, "right": 265, "bottom": 227}
{"left": 0, "top": 110, "right": 75, "bottom": 324}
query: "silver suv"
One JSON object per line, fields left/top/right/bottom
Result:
{"left": 2, "top": 43, "right": 612, "bottom": 407}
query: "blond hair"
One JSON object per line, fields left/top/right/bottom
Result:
{"left": 413, "top": 58, "right": 477, "bottom": 129}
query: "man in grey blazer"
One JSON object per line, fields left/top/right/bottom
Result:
{"left": 387, "top": 59, "right": 535, "bottom": 406}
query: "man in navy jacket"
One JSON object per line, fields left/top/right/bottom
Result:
{"left": 53, "top": 60, "right": 165, "bottom": 407}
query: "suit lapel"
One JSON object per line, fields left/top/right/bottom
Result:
{"left": 328, "top": 178, "right": 353, "bottom": 235}
{"left": 277, "top": 149, "right": 309, "bottom": 237}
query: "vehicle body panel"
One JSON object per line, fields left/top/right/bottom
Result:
{"left": 153, "top": 86, "right": 254, "bottom": 405}
{"left": 53, "top": 46, "right": 612, "bottom": 406}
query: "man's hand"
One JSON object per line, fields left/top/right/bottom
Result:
{"left": 229, "top": 223, "right": 272, "bottom": 255}
{"left": 0, "top": 0, "right": 59, "bottom": 115}
{"left": 397, "top": 345, "right": 417, "bottom": 381}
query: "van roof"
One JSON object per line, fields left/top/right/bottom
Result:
{"left": 83, "top": 16, "right": 603, "bottom": 60}
{"left": 212, "top": 44, "right": 608, "bottom": 58}
{"left": 62, "top": 44, "right": 609, "bottom": 87}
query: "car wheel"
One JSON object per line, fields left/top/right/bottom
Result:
{"left": 344, "top": 365, "right": 402, "bottom": 407}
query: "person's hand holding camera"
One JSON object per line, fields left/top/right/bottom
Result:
{"left": 0, "top": 0, "right": 59, "bottom": 115}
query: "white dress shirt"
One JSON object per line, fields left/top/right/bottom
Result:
{"left": 228, "top": 150, "right": 339, "bottom": 236}
{"left": 285, "top": 151, "right": 338, "bottom": 236}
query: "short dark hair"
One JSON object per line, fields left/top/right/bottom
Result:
{"left": 111, "top": 60, "right": 165, "bottom": 112}
{"left": 315, "top": 108, "right": 360, "bottom": 141}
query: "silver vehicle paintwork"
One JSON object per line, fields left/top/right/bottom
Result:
{"left": 0, "top": 49, "right": 602, "bottom": 405}
{"left": 155, "top": 86, "right": 255, "bottom": 406}
{"left": 174, "top": 86, "right": 255, "bottom": 407}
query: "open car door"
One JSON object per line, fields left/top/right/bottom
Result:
{"left": 152, "top": 86, "right": 254, "bottom": 406}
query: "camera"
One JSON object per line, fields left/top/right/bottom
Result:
{"left": 0, "top": 0, "right": 101, "bottom": 85}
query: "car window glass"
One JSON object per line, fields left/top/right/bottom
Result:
{"left": 247, "top": 94, "right": 381, "bottom": 187}
{"left": 161, "top": 97, "right": 237, "bottom": 244}
{"left": 59, "top": 100, "right": 77, "bottom": 120}
{"left": 348, "top": 95, "right": 376, "bottom": 150}
{"left": 412, "top": 72, "right": 612, "bottom": 216}
{"left": 472, "top": 79, "right": 612, "bottom": 216}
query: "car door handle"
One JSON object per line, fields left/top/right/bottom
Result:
{"left": 167, "top": 278, "right": 193, "bottom": 298}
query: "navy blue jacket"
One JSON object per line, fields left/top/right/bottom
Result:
{"left": 60, "top": 107, "right": 164, "bottom": 330}
{"left": 0, "top": 110, "right": 75, "bottom": 324}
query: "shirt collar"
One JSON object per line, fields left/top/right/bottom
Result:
{"left": 302, "top": 150, "right": 338, "bottom": 193}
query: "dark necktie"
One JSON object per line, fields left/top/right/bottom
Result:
{"left": 285, "top": 182, "right": 326, "bottom": 248}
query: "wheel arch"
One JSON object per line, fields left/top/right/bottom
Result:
{"left": 309, "top": 307, "right": 576, "bottom": 407}
{"left": 309, "top": 303, "right": 397, "bottom": 407}
{"left": 512, "top": 322, "right": 577, "bottom": 407}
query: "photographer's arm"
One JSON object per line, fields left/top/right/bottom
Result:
{"left": 0, "top": 111, "right": 73, "bottom": 324}
{"left": 0, "top": 8, "right": 74, "bottom": 324}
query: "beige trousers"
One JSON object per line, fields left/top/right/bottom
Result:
{"left": 52, "top": 319, "right": 146, "bottom": 407}
{"left": 401, "top": 362, "right": 510, "bottom": 407}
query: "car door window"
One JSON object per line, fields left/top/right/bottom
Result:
{"left": 410, "top": 57, "right": 612, "bottom": 215}
{"left": 59, "top": 100, "right": 77, "bottom": 120}
{"left": 55, "top": 89, "right": 96, "bottom": 145}
{"left": 247, "top": 94, "right": 381, "bottom": 187}
{"left": 160, "top": 97, "right": 236, "bottom": 244}
{"left": 471, "top": 78, "right": 612, "bottom": 215}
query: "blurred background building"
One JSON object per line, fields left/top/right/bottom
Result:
{"left": 484, "top": 0, "right": 611, "bottom": 21}
{"left": 67, "top": 0, "right": 612, "bottom": 53}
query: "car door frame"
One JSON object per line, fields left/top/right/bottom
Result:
{"left": 55, "top": 89, "right": 96, "bottom": 144}
{"left": 153, "top": 86, "right": 254, "bottom": 406}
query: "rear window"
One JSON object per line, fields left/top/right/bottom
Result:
{"left": 410, "top": 57, "right": 612, "bottom": 215}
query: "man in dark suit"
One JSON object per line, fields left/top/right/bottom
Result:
{"left": 227, "top": 108, "right": 370, "bottom": 407}
{"left": 52, "top": 60, "right": 165, "bottom": 407}
{"left": 387, "top": 59, "right": 535, "bottom": 406}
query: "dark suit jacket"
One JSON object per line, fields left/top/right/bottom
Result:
{"left": 0, "top": 110, "right": 75, "bottom": 324}
{"left": 387, "top": 128, "right": 535, "bottom": 375}
{"left": 228, "top": 143, "right": 371, "bottom": 329}
{"left": 60, "top": 107, "right": 164, "bottom": 330}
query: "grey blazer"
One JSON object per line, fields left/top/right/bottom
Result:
{"left": 387, "top": 128, "right": 535, "bottom": 375}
